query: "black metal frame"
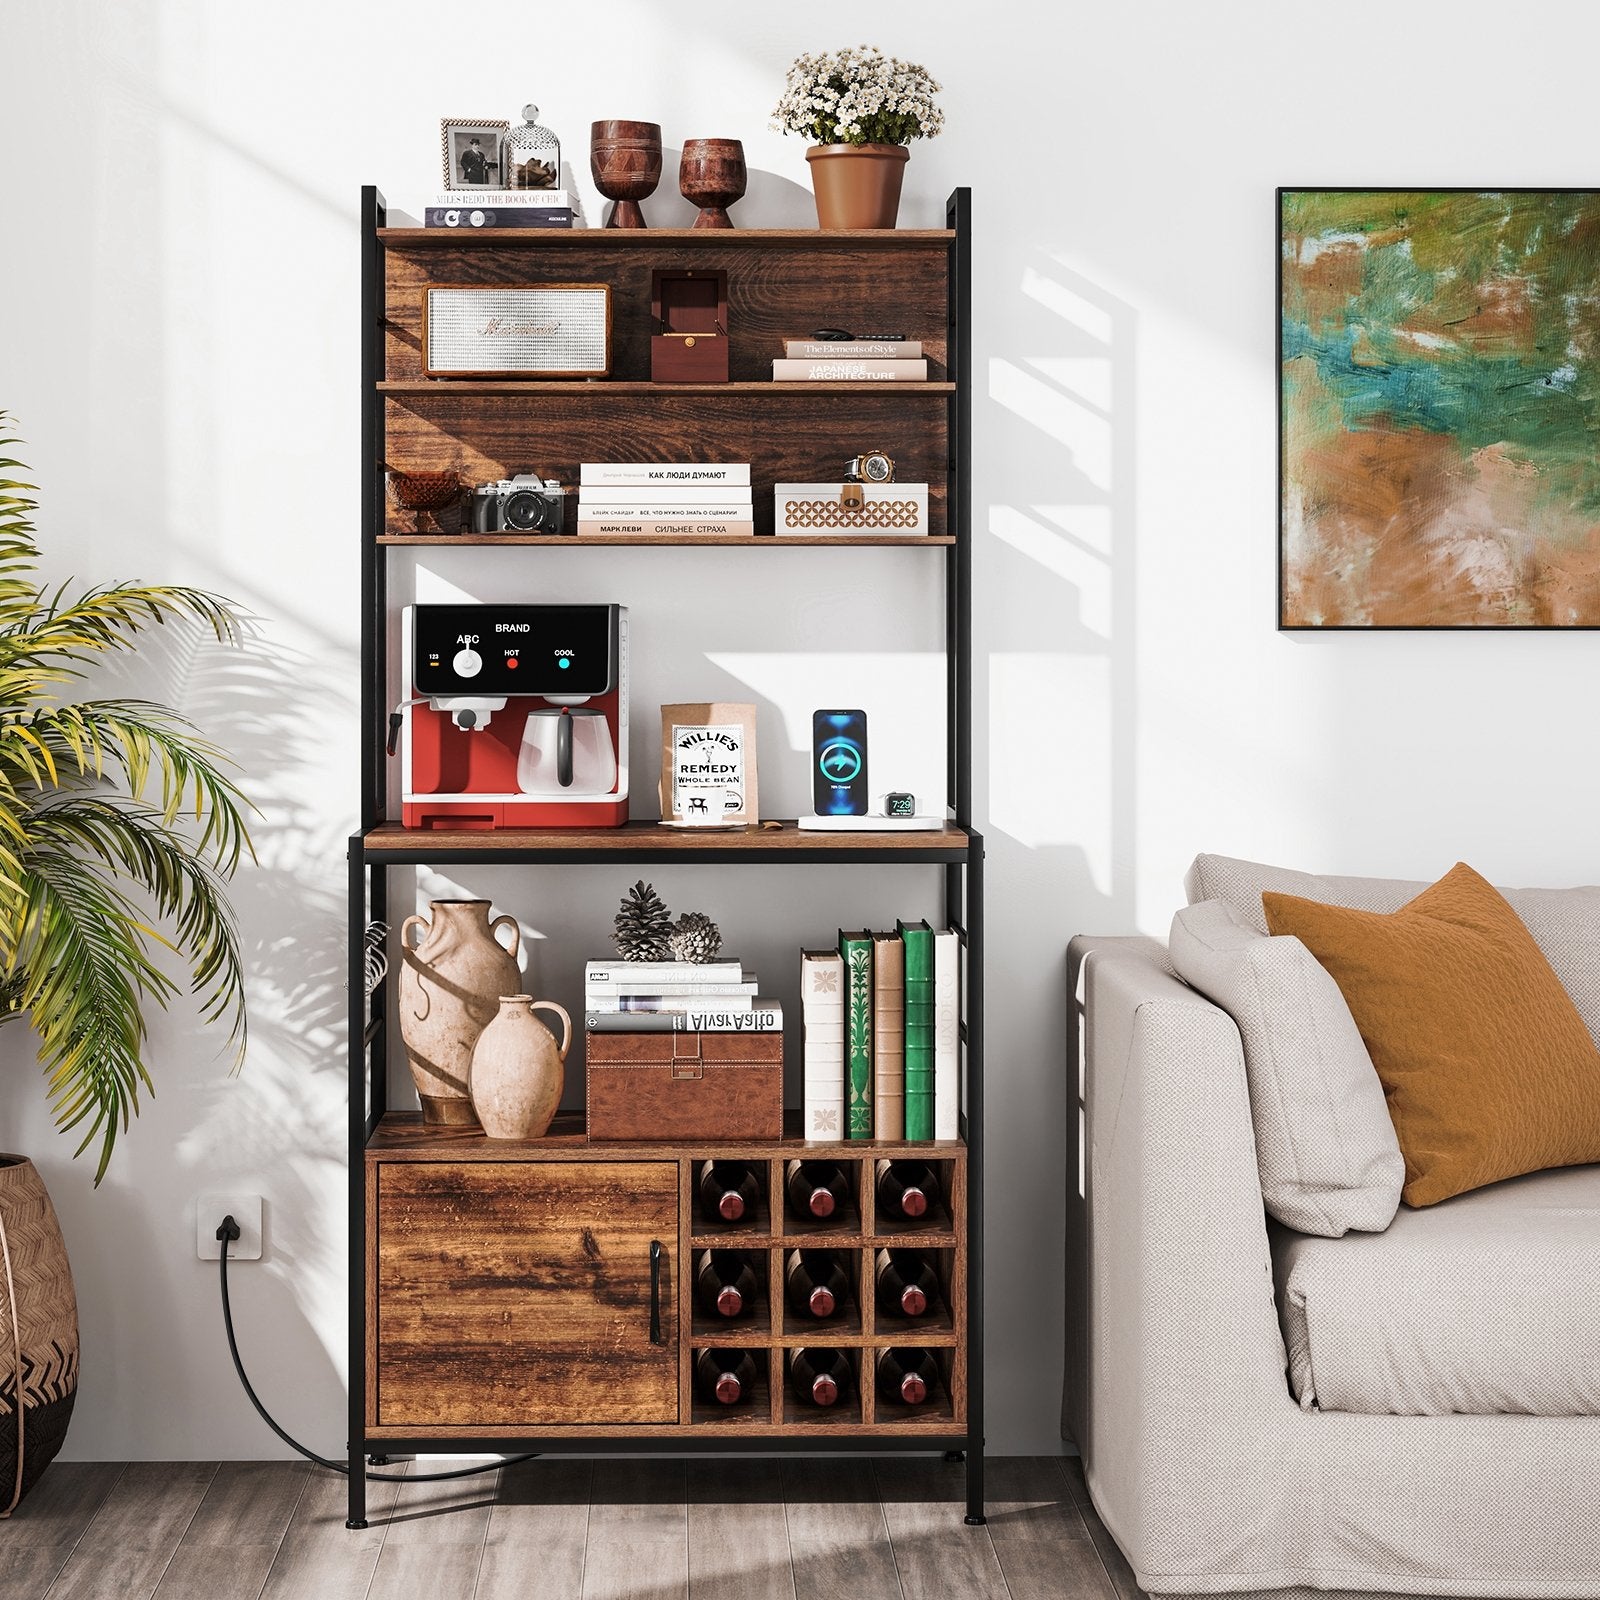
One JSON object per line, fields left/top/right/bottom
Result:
{"left": 347, "top": 185, "right": 982, "bottom": 1529}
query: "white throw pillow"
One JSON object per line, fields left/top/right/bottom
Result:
{"left": 1168, "top": 899, "right": 1403, "bottom": 1237}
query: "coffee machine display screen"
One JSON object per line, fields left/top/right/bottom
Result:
{"left": 413, "top": 604, "right": 617, "bottom": 697}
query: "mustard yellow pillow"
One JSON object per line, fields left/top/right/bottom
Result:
{"left": 1262, "top": 862, "right": 1600, "bottom": 1207}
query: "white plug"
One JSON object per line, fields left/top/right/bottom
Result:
{"left": 197, "top": 1193, "right": 263, "bottom": 1261}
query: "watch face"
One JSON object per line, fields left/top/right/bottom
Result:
{"left": 861, "top": 453, "right": 893, "bottom": 483}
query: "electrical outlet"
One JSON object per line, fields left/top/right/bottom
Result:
{"left": 197, "top": 1193, "right": 263, "bottom": 1261}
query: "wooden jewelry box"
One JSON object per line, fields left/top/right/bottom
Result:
{"left": 650, "top": 269, "right": 729, "bottom": 383}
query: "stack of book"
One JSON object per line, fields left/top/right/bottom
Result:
{"left": 801, "top": 921, "right": 959, "bottom": 1143}
{"left": 772, "top": 338, "right": 928, "bottom": 383}
{"left": 424, "top": 189, "right": 579, "bottom": 229}
{"left": 577, "top": 463, "right": 753, "bottom": 538}
{"left": 584, "top": 957, "right": 781, "bottom": 1033}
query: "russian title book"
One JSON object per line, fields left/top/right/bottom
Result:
{"left": 580, "top": 463, "right": 751, "bottom": 487}
{"left": 771, "top": 358, "right": 928, "bottom": 382}
{"left": 575, "top": 518, "right": 756, "bottom": 539}
{"left": 577, "top": 489, "right": 754, "bottom": 511}
{"left": 899, "top": 919, "right": 936, "bottom": 1140}
{"left": 800, "top": 950, "right": 846, "bottom": 1141}
{"left": 839, "top": 931, "right": 875, "bottom": 1138}
{"left": 784, "top": 340, "right": 923, "bottom": 360}
{"left": 585, "top": 1001, "right": 782, "bottom": 1033}
{"left": 933, "top": 927, "right": 959, "bottom": 1139}
{"left": 870, "top": 931, "right": 906, "bottom": 1140}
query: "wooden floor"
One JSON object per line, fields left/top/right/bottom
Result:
{"left": 0, "top": 1455, "right": 1146, "bottom": 1600}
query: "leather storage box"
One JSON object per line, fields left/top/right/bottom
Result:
{"left": 586, "top": 1031, "right": 782, "bottom": 1140}
{"left": 650, "top": 269, "right": 729, "bottom": 383}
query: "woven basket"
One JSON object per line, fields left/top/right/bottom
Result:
{"left": 0, "top": 1156, "right": 78, "bottom": 1515}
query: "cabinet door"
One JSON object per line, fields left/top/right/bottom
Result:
{"left": 376, "top": 1161, "right": 678, "bottom": 1427}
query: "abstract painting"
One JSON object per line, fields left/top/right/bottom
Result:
{"left": 1280, "top": 189, "right": 1600, "bottom": 628}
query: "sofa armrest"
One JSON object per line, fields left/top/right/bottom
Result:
{"left": 1065, "top": 935, "right": 1296, "bottom": 1585}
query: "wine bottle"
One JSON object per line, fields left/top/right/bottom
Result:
{"left": 875, "top": 1247, "right": 939, "bottom": 1318}
{"left": 876, "top": 1159, "right": 942, "bottom": 1222}
{"left": 789, "top": 1347, "right": 852, "bottom": 1409}
{"left": 696, "top": 1250, "right": 762, "bottom": 1319}
{"left": 876, "top": 1347, "right": 939, "bottom": 1407}
{"left": 785, "top": 1158, "right": 850, "bottom": 1222}
{"left": 698, "top": 1160, "right": 761, "bottom": 1225}
{"left": 696, "top": 1348, "right": 759, "bottom": 1406}
{"left": 785, "top": 1249, "right": 850, "bottom": 1320}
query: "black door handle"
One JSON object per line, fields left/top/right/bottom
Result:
{"left": 649, "top": 1239, "right": 664, "bottom": 1345}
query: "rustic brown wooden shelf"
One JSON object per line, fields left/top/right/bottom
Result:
{"left": 361, "top": 820, "right": 973, "bottom": 860}
{"left": 378, "top": 380, "right": 955, "bottom": 395}
{"left": 380, "top": 227, "right": 955, "bottom": 249}
{"left": 377, "top": 533, "right": 956, "bottom": 547}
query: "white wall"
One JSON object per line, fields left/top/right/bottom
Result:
{"left": 2, "top": 0, "right": 1597, "bottom": 1462}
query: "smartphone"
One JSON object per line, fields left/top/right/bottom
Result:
{"left": 812, "top": 709, "right": 869, "bottom": 817}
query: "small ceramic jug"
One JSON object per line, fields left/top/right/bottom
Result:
{"left": 470, "top": 995, "right": 572, "bottom": 1140}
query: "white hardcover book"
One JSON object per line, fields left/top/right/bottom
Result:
{"left": 585, "top": 958, "right": 743, "bottom": 983}
{"left": 801, "top": 949, "right": 846, "bottom": 1143}
{"left": 771, "top": 358, "right": 928, "bottom": 382}
{"left": 432, "top": 189, "right": 575, "bottom": 208}
{"left": 577, "top": 488, "right": 754, "bottom": 509}
{"left": 584, "top": 978, "right": 758, "bottom": 997}
{"left": 576, "top": 518, "right": 756, "bottom": 539}
{"left": 584, "top": 1001, "right": 781, "bottom": 1032}
{"left": 580, "top": 463, "right": 751, "bottom": 487}
{"left": 933, "top": 929, "right": 960, "bottom": 1140}
{"left": 577, "top": 505, "right": 753, "bottom": 521}
{"left": 585, "top": 992, "right": 754, "bottom": 1014}
{"left": 784, "top": 340, "right": 923, "bottom": 360}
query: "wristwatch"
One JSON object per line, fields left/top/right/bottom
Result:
{"left": 843, "top": 451, "right": 896, "bottom": 485}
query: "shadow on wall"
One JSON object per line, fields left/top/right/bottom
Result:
{"left": 976, "top": 245, "right": 1137, "bottom": 1452}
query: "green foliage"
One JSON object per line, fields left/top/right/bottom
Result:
{"left": 0, "top": 415, "right": 254, "bottom": 1181}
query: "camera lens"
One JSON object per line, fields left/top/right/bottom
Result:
{"left": 504, "top": 491, "right": 540, "bottom": 531}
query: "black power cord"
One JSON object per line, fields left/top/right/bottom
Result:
{"left": 216, "top": 1215, "right": 537, "bottom": 1482}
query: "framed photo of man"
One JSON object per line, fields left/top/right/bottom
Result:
{"left": 440, "top": 119, "right": 509, "bottom": 190}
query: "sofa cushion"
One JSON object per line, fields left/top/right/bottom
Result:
{"left": 1263, "top": 864, "right": 1600, "bottom": 1206}
{"left": 1169, "top": 899, "right": 1402, "bottom": 1235}
{"left": 1186, "top": 852, "right": 1600, "bottom": 1050}
{"left": 1272, "top": 1163, "right": 1600, "bottom": 1415}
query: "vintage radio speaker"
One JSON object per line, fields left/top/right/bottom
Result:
{"left": 423, "top": 285, "right": 612, "bottom": 378}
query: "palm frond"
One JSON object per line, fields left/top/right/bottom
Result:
{"left": 0, "top": 412, "right": 254, "bottom": 1181}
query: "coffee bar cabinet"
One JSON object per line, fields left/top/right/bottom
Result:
{"left": 349, "top": 186, "right": 983, "bottom": 1524}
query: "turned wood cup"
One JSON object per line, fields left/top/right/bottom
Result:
{"left": 590, "top": 120, "right": 662, "bottom": 229}
{"left": 679, "top": 138, "right": 747, "bottom": 229}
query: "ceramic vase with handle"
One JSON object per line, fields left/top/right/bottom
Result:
{"left": 470, "top": 996, "right": 572, "bottom": 1139}
{"left": 398, "top": 900, "right": 521, "bottom": 1126}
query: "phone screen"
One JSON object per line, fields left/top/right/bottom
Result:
{"left": 812, "top": 709, "right": 868, "bottom": 816}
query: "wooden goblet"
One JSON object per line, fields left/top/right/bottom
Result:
{"left": 590, "top": 120, "right": 662, "bottom": 229}
{"left": 679, "top": 138, "right": 747, "bottom": 229}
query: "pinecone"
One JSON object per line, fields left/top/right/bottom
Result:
{"left": 669, "top": 911, "right": 723, "bottom": 964}
{"left": 614, "top": 880, "right": 673, "bottom": 961}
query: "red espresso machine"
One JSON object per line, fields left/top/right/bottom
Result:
{"left": 392, "top": 603, "right": 629, "bottom": 828}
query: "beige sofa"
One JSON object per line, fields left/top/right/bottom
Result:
{"left": 1062, "top": 856, "right": 1600, "bottom": 1599}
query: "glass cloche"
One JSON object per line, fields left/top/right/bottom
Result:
{"left": 503, "top": 104, "right": 561, "bottom": 190}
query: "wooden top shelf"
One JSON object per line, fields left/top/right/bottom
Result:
{"left": 379, "top": 227, "right": 955, "bottom": 250}
{"left": 367, "top": 1110, "right": 967, "bottom": 1161}
{"left": 362, "top": 820, "right": 975, "bottom": 863}
{"left": 377, "top": 533, "right": 955, "bottom": 547}
{"left": 378, "top": 380, "right": 954, "bottom": 396}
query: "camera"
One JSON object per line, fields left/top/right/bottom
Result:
{"left": 468, "top": 474, "right": 566, "bottom": 534}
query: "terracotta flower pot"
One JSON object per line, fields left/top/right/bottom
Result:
{"left": 805, "top": 144, "right": 909, "bottom": 230}
{"left": 398, "top": 900, "right": 522, "bottom": 1126}
{"left": 0, "top": 1156, "right": 78, "bottom": 1514}
{"left": 470, "top": 995, "right": 571, "bottom": 1140}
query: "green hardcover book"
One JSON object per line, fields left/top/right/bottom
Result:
{"left": 839, "top": 930, "right": 875, "bottom": 1138}
{"left": 898, "top": 919, "right": 935, "bottom": 1140}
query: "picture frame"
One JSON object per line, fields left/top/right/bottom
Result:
{"left": 658, "top": 703, "right": 759, "bottom": 828}
{"left": 440, "top": 119, "right": 509, "bottom": 191}
{"left": 1280, "top": 187, "right": 1600, "bottom": 630}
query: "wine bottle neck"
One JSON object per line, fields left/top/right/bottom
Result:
{"left": 900, "top": 1284, "right": 927, "bottom": 1316}
{"left": 811, "top": 1373, "right": 839, "bottom": 1406}
{"left": 898, "top": 1186, "right": 927, "bottom": 1218}
{"left": 808, "top": 1285, "right": 835, "bottom": 1317}
{"left": 807, "top": 1187, "right": 835, "bottom": 1217}
{"left": 716, "top": 1285, "right": 743, "bottom": 1317}
{"left": 717, "top": 1190, "right": 745, "bottom": 1221}
{"left": 900, "top": 1371, "right": 927, "bottom": 1404}
{"left": 714, "top": 1372, "right": 742, "bottom": 1404}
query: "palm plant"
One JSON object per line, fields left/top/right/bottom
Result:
{"left": 0, "top": 416, "right": 253, "bottom": 1180}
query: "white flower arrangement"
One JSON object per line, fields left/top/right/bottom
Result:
{"left": 771, "top": 45, "right": 944, "bottom": 148}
